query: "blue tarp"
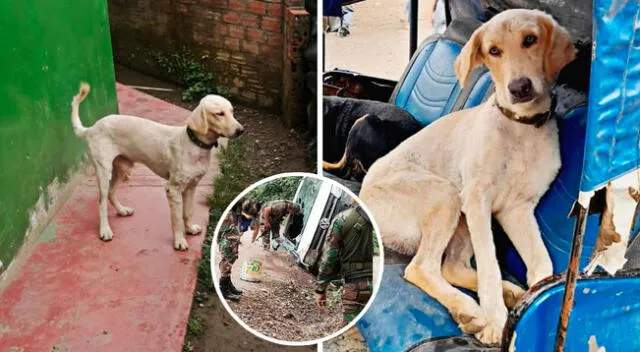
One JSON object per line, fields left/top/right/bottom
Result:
{"left": 581, "top": 0, "right": 640, "bottom": 191}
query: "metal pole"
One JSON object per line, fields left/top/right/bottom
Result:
{"left": 554, "top": 202, "right": 589, "bottom": 351}
{"left": 410, "top": 0, "right": 418, "bottom": 58}
{"left": 323, "top": 32, "right": 326, "bottom": 72}
{"left": 444, "top": 0, "right": 451, "bottom": 26}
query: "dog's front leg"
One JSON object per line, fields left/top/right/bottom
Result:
{"left": 497, "top": 204, "right": 553, "bottom": 286}
{"left": 462, "top": 194, "right": 507, "bottom": 346}
{"left": 166, "top": 182, "right": 188, "bottom": 250}
{"left": 182, "top": 184, "right": 202, "bottom": 235}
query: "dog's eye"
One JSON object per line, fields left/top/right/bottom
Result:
{"left": 215, "top": 112, "right": 224, "bottom": 116}
{"left": 488, "top": 46, "right": 501, "bottom": 57}
{"left": 523, "top": 35, "right": 537, "bottom": 48}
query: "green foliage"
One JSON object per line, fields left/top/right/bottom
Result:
{"left": 186, "top": 316, "right": 205, "bottom": 337}
{"left": 245, "top": 176, "right": 302, "bottom": 203}
{"left": 182, "top": 340, "right": 194, "bottom": 352}
{"left": 153, "top": 48, "right": 223, "bottom": 102}
{"left": 199, "top": 137, "right": 262, "bottom": 290}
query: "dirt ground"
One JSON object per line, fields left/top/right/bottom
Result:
{"left": 115, "top": 65, "right": 315, "bottom": 351}
{"left": 324, "top": 326, "right": 368, "bottom": 352}
{"left": 324, "top": 0, "right": 435, "bottom": 80}
{"left": 215, "top": 231, "right": 343, "bottom": 343}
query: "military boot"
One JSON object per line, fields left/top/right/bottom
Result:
{"left": 220, "top": 277, "right": 240, "bottom": 301}
{"left": 228, "top": 278, "right": 243, "bottom": 295}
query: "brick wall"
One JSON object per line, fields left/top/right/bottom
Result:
{"left": 108, "top": 0, "right": 305, "bottom": 112}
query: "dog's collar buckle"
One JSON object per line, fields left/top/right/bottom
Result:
{"left": 186, "top": 127, "right": 217, "bottom": 149}
{"left": 495, "top": 94, "right": 556, "bottom": 128}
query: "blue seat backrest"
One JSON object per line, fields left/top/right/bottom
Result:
{"left": 393, "top": 40, "right": 462, "bottom": 125}
{"left": 390, "top": 18, "right": 490, "bottom": 126}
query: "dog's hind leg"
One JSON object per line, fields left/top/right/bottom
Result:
{"left": 93, "top": 159, "right": 115, "bottom": 241}
{"left": 406, "top": 188, "right": 488, "bottom": 335}
{"left": 360, "top": 173, "right": 487, "bottom": 335}
{"left": 442, "top": 221, "right": 525, "bottom": 309}
{"left": 109, "top": 156, "right": 135, "bottom": 217}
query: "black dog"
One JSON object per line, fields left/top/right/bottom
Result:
{"left": 323, "top": 96, "right": 423, "bottom": 181}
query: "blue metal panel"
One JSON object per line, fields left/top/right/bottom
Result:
{"left": 581, "top": 0, "right": 640, "bottom": 191}
{"left": 394, "top": 40, "right": 462, "bottom": 126}
{"left": 511, "top": 276, "right": 640, "bottom": 351}
{"left": 358, "top": 265, "right": 463, "bottom": 352}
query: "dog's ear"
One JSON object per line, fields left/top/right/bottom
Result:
{"left": 540, "top": 14, "right": 576, "bottom": 81}
{"left": 186, "top": 105, "right": 210, "bottom": 135}
{"left": 455, "top": 27, "right": 484, "bottom": 88}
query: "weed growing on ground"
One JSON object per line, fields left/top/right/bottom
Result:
{"left": 198, "top": 137, "right": 261, "bottom": 290}
{"left": 187, "top": 316, "right": 205, "bottom": 337}
{"left": 183, "top": 136, "right": 263, "bottom": 351}
{"left": 182, "top": 340, "right": 194, "bottom": 352}
{"left": 153, "top": 48, "right": 226, "bottom": 102}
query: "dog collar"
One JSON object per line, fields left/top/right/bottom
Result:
{"left": 494, "top": 94, "right": 556, "bottom": 128}
{"left": 186, "top": 127, "right": 217, "bottom": 149}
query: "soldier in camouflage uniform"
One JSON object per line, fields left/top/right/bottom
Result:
{"left": 251, "top": 200, "right": 301, "bottom": 250}
{"left": 218, "top": 211, "right": 243, "bottom": 301}
{"left": 315, "top": 204, "right": 374, "bottom": 324}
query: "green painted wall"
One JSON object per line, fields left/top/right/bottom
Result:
{"left": 0, "top": 0, "right": 118, "bottom": 271}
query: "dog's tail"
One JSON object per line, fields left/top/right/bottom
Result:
{"left": 322, "top": 114, "right": 368, "bottom": 177}
{"left": 71, "top": 82, "right": 90, "bottom": 138}
{"left": 322, "top": 151, "right": 349, "bottom": 173}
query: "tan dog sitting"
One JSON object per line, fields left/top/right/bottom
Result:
{"left": 359, "top": 9, "right": 576, "bottom": 345}
{"left": 71, "top": 83, "right": 243, "bottom": 250}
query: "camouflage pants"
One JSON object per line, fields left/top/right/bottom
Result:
{"left": 259, "top": 221, "right": 280, "bottom": 249}
{"left": 342, "top": 277, "right": 372, "bottom": 323}
{"left": 218, "top": 237, "right": 240, "bottom": 277}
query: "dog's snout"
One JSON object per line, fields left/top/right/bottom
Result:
{"left": 234, "top": 127, "right": 244, "bottom": 137}
{"left": 508, "top": 77, "right": 534, "bottom": 103}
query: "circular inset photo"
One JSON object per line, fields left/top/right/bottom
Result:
{"left": 211, "top": 172, "right": 383, "bottom": 345}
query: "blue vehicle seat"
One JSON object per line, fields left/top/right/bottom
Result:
{"left": 389, "top": 18, "right": 492, "bottom": 126}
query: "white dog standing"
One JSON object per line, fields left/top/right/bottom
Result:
{"left": 71, "top": 83, "right": 244, "bottom": 250}
{"left": 359, "top": 10, "right": 576, "bottom": 345}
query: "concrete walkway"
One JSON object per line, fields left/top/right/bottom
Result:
{"left": 0, "top": 84, "right": 215, "bottom": 352}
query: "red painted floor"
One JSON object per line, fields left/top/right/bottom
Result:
{"left": 0, "top": 84, "right": 215, "bottom": 352}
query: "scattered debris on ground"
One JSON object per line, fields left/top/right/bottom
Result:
{"left": 219, "top": 232, "right": 343, "bottom": 343}
{"left": 324, "top": 326, "right": 369, "bottom": 352}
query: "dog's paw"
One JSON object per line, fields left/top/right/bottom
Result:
{"left": 186, "top": 224, "right": 202, "bottom": 235}
{"left": 503, "top": 285, "right": 526, "bottom": 309}
{"left": 474, "top": 319, "right": 504, "bottom": 346}
{"left": 474, "top": 307, "right": 507, "bottom": 346}
{"left": 455, "top": 311, "right": 487, "bottom": 334}
{"left": 174, "top": 237, "right": 189, "bottom": 251}
{"left": 117, "top": 207, "right": 134, "bottom": 217}
{"left": 100, "top": 227, "right": 114, "bottom": 241}
{"left": 452, "top": 302, "right": 487, "bottom": 334}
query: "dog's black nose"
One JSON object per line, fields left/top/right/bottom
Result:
{"left": 508, "top": 77, "right": 534, "bottom": 103}
{"left": 234, "top": 128, "right": 244, "bottom": 137}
